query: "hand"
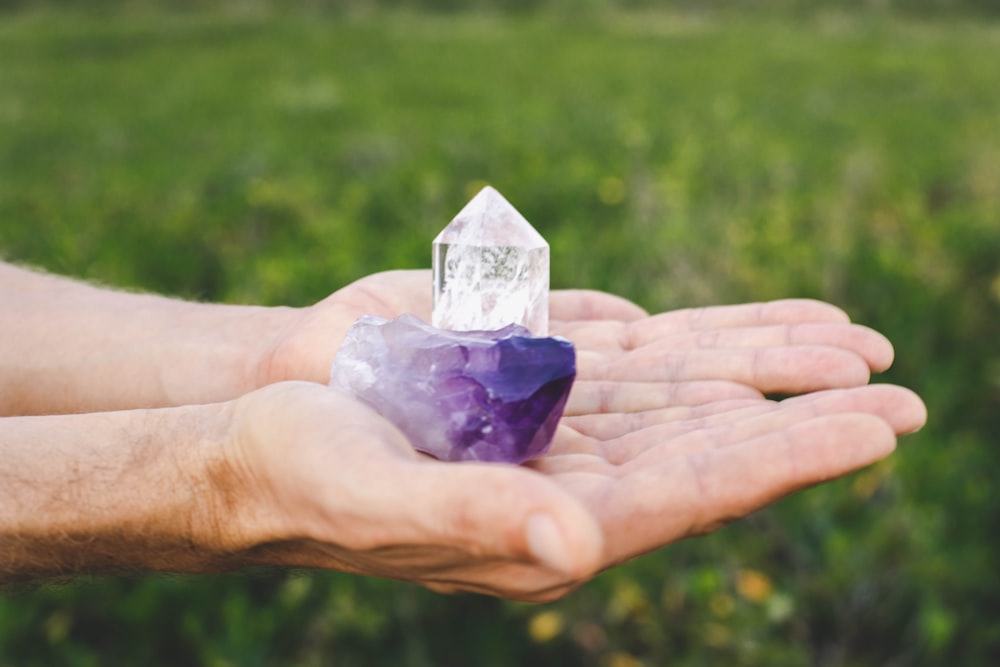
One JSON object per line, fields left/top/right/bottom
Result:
{"left": 240, "top": 271, "right": 926, "bottom": 600}
{"left": 259, "top": 270, "right": 435, "bottom": 387}
{"left": 261, "top": 270, "right": 894, "bottom": 401}
{"left": 230, "top": 274, "right": 926, "bottom": 600}
{"left": 220, "top": 377, "right": 924, "bottom": 602}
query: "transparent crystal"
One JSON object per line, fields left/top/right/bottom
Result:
{"left": 433, "top": 186, "right": 549, "bottom": 335}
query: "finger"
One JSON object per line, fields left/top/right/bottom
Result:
{"left": 597, "top": 384, "right": 924, "bottom": 466}
{"left": 272, "top": 538, "right": 581, "bottom": 602}
{"left": 395, "top": 461, "right": 605, "bottom": 579}
{"left": 564, "top": 380, "right": 763, "bottom": 415}
{"left": 557, "top": 300, "right": 854, "bottom": 355}
{"left": 552, "top": 320, "right": 630, "bottom": 355}
{"left": 580, "top": 345, "right": 872, "bottom": 393}
{"left": 685, "top": 412, "right": 897, "bottom": 526}
{"left": 568, "top": 384, "right": 924, "bottom": 446}
{"left": 550, "top": 290, "right": 649, "bottom": 322}
{"left": 625, "top": 323, "right": 894, "bottom": 372}
{"left": 564, "top": 398, "right": 762, "bottom": 442}
{"left": 543, "top": 421, "right": 618, "bottom": 458}
{"left": 598, "top": 413, "right": 896, "bottom": 564}
{"left": 779, "top": 384, "right": 927, "bottom": 434}
{"left": 622, "top": 300, "right": 851, "bottom": 346}
{"left": 361, "top": 270, "right": 433, "bottom": 319}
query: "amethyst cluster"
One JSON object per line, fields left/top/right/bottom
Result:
{"left": 330, "top": 314, "right": 576, "bottom": 464}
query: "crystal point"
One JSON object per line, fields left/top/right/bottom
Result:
{"left": 433, "top": 186, "right": 550, "bottom": 335}
{"left": 330, "top": 314, "right": 575, "bottom": 464}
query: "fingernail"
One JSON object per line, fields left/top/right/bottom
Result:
{"left": 526, "top": 513, "right": 573, "bottom": 574}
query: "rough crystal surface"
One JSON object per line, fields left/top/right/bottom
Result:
{"left": 433, "top": 186, "right": 550, "bottom": 335}
{"left": 330, "top": 314, "right": 575, "bottom": 463}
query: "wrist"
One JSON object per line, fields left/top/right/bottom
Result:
{"left": 152, "top": 301, "right": 300, "bottom": 406}
{"left": 0, "top": 402, "right": 262, "bottom": 581}
{"left": 254, "top": 300, "right": 362, "bottom": 388}
{"left": 0, "top": 260, "right": 309, "bottom": 413}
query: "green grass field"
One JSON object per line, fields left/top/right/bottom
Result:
{"left": 1, "top": 3, "right": 999, "bottom": 665}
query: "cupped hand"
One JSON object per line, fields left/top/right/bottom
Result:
{"left": 225, "top": 382, "right": 924, "bottom": 602}
{"left": 221, "top": 382, "right": 606, "bottom": 601}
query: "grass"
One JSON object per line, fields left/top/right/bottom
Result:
{"left": 1, "top": 4, "right": 999, "bottom": 665}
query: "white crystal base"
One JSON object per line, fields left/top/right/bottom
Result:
{"left": 433, "top": 243, "right": 549, "bottom": 335}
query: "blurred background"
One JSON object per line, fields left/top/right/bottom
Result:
{"left": 1, "top": 0, "right": 998, "bottom": 665}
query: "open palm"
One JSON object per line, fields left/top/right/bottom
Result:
{"left": 265, "top": 268, "right": 910, "bottom": 414}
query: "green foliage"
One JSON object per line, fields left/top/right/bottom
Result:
{"left": 1, "top": 4, "right": 999, "bottom": 666}
{"left": 2, "top": 0, "right": 1000, "bottom": 17}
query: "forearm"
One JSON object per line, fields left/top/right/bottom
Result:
{"left": 0, "top": 403, "right": 256, "bottom": 583}
{"left": 0, "top": 263, "right": 297, "bottom": 414}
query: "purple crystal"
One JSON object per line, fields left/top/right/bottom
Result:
{"left": 330, "top": 314, "right": 576, "bottom": 464}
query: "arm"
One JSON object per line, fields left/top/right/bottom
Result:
{"left": 0, "top": 402, "right": 239, "bottom": 582}
{"left": 0, "top": 262, "right": 293, "bottom": 414}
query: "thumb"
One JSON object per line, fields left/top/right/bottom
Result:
{"left": 551, "top": 289, "right": 649, "bottom": 322}
{"left": 403, "top": 461, "right": 605, "bottom": 578}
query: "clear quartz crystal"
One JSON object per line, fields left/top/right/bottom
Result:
{"left": 433, "top": 186, "right": 549, "bottom": 335}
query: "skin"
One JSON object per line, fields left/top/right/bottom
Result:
{"left": 0, "top": 264, "right": 926, "bottom": 600}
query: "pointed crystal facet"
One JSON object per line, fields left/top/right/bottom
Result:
{"left": 433, "top": 186, "right": 549, "bottom": 335}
